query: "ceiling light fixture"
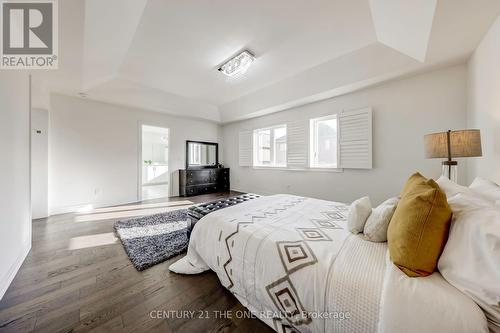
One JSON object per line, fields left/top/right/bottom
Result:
{"left": 218, "top": 50, "right": 255, "bottom": 77}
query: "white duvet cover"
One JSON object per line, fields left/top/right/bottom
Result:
{"left": 170, "top": 194, "right": 488, "bottom": 333}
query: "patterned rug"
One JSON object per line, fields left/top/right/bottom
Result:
{"left": 114, "top": 209, "right": 188, "bottom": 271}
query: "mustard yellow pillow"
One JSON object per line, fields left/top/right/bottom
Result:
{"left": 388, "top": 172, "right": 452, "bottom": 277}
{"left": 400, "top": 172, "right": 427, "bottom": 197}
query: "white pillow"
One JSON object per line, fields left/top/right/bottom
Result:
{"left": 469, "top": 177, "right": 500, "bottom": 202}
{"left": 445, "top": 192, "right": 493, "bottom": 214}
{"left": 363, "top": 197, "right": 399, "bottom": 242}
{"left": 380, "top": 254, "right": 489, "bottom": 333}
{"left": 347, "top": 196, "right": 372, "bottom": 234}
{"left": 436, "top": 175, "right": 471, "bottom": 198}
{"left": 438, "top": 194, "right": 500, "bottom": 332}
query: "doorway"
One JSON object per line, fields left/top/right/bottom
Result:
{"left": 31, "top": 108, "right": 49, "bottom": 219}
{"left": 140, "top": 125, "right": 169, "bottom": 201}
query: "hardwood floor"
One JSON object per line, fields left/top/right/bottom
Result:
{"left": 0, "top": 191, "right": 274, "bottom": 333}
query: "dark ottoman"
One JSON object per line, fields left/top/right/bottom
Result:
{"left": 187, "top": 194, "right": 261, "bottom": 237}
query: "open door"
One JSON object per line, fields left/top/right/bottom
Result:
{"left": 140, "top": 125, "right": 169, "bottom": 201}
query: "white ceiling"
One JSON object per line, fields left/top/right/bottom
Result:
{"left": 369, "top": 0, "right": 437, "bottom": 62}
{"left": 120, "top": 0, "right": 376, "bottom": 105}
{"left": 82, "top": 0, "right": 148, "bottom": 90}
{"left": 32, "top": 0, "right": 500, "bottom": 123}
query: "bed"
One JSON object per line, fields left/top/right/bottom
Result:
{"left": 170, "top": 194, "right": 489, "bottom": 333}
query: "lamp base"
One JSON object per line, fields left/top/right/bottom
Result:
{"left": 442, "top": 160, "right": 458, "bottom": 183}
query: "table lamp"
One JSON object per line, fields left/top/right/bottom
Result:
{"left": 424, "top": 129, "right": 482, "bottom": 183}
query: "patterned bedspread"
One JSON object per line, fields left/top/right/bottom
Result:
{"left": 171, "top": 194, "right": 491, "bottom": 333}
{"left": 170, "top": 194, "right": 387, "bottom": 332}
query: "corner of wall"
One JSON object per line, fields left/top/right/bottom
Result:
{"left": 463, "top": 13, "right": 500, "bottom": 184}
{"left": 0, "top": 240, "right": 31, "bottom": 300}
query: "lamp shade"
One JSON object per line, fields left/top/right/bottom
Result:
{"left": 424, "top": 129, "right": 482, "bottom": 159}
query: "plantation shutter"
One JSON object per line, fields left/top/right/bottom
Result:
{"left": 339, "top": 107, "right": 373, "bottom": 169}
{"left": 239, "top": 130, "right": 252, "bottom": 166}
{"left": 286, "top": 120, "right": 309, "bottom": 169}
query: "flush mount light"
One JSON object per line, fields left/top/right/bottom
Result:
{"left": 218, "top": 50, "right": 255, "bottom": 77}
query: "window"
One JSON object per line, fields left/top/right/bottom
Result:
{"left": 253, "top": 125, "right": 287, "bottom": 167}
{"left": 189, "top": 143, "right": 202, "bottom": 165}
{"left": 239, "top": 108, "right": 371, "bottom": 171}
{"left": 310, "top": 115, "right": 338, "bottom": 168}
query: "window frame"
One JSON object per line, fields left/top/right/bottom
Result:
{"left": 253, "top": 124, "right": 287, "bottom": 168}
{"left": 309, "top": 114, "right": 339, "bottom": 169}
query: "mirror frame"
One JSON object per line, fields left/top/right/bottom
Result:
{"left": 185, "top": 140, "right": 219, "bottom": 170}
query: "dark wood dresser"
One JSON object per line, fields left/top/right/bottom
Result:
{"left": 179, "top": 168, "right": 230, "bottom": 197}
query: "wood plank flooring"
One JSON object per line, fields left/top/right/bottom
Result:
{"left": 0, "top": 191, "right": 274, "bottom": 333}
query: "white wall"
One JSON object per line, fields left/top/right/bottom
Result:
{"left": 31, "top": 108, "right": 49, "bottom": 219}
{"left": 467, "top": 15, "right": 500, "bottom": 184}
{"left": 0, "top": 73, "right": 31, "bottom": 300}
{"left": 49, "top": 94, "right": 221, "bottom": 214}
{"left": 223, "top": 65, "right": 468, "bottom": 205}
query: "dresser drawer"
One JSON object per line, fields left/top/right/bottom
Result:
{"left": 179, "top": 168, "right": 230, "bottom": 196}
{"left": 186, "top": 184, "right": 218, "bottom": 196}
{"left": 186, "top": 169, "right": 218, "bottom": 185}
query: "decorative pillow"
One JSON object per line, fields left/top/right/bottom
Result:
{"left": 347, "top": 196, "right": 372, "bottom": 234}
{"left": 387, "top": 172, "right": 452, "bottom": 277}
{"left": 469, "top": 177, "right": 500, "bottom": 202}
{"left": 400, "top": 171, "right": 427, "bottom": 196}
{"left": 445, "top": 192, "right": 493, "bottom": 214}
{"left": 380, "top": 254, "right": 489, "bottom": 333}
{"left": 363, "top": 197, "right": 399, "bottom": 242}
{"left": 438, "top": 194, "right": 500, "bottom": 332}
{"left": 436, "top": 175, "right": 471, "bottom": 198}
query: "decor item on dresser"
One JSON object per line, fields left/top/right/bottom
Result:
{"left": 424, "top": 129, "right": 482, "bottom": 183}
{"left": 187, "top": 193, "right": 261, "bottom": 237}
{"left": 179, "top": 168, "right": 230, "bottom": 196}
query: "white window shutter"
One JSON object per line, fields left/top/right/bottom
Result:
{"left": 287, "top": 120, "right": 308, "bottom": 169}
{"left": 339, "top": 107, "right": 372, "bottom": 169}
{"left": 239, "top": 130, "right": 252, "bottom": 166}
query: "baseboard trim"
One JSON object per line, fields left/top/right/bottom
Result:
{"left": 0, "top": 240, "right": 31, "bottom": 300}
{"left": 49, "top": 198, "right": 141, "bottom": 216}
{"left": 230, "top": 187, "right": 248, "bottom": 194}
{"left": 230, "top": 188, "right": 272, "bottom": 196}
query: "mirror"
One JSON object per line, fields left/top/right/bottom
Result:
{"left": 186, "top": 141, "right": 218, "bottom": 169}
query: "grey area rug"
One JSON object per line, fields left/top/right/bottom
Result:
{"left": 114, "top": 209, "right": 188, "bottom": 271}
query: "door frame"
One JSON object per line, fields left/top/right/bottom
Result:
{"left": 137, "top": 122, "right": 170, "bottom": 202}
